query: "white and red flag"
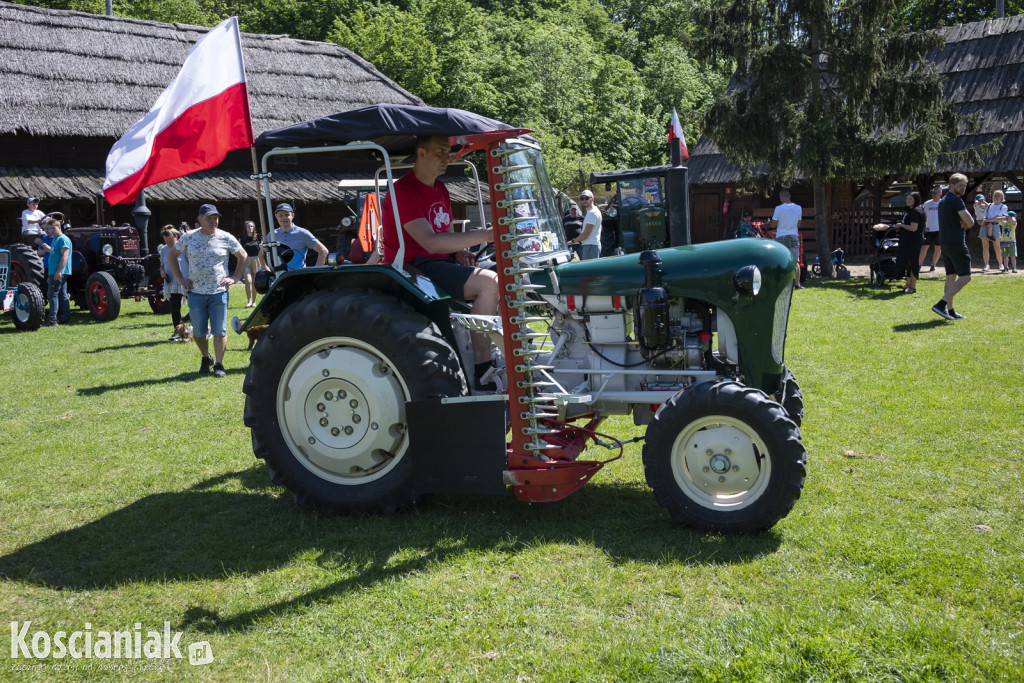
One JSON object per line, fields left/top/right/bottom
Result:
{"left": 669, "top": 107, "right": 689, "bottom": 162}
{"left": 103, "top": 17, "right": 254, "bottom": 205}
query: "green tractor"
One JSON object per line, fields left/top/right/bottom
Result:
{"left": 237, "top": 104, "right": 806, "bottom": 533}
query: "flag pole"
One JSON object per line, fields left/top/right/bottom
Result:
{"left": 232, "top": 18, "right": 269, "bottom": 248}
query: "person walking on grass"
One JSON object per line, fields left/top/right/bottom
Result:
{"left": 920, "top": 187, "right": 942, "bottom": 271}
{"left": 932, "top": 173, "right": 974, "bottom": 321}
{"left": 769, "top": 189, "right": 803, "bottom": 288}
{"left": 893, "top": 191, "right": 924, "bottom": 294}
{"left": 167, "top": 204, "right": 248, "bottom": 377}
{"left": 998, "top": 211, "right": 1017, "bottom": 273}
{"left": 979, "top": 189, "right": 1008, "bottom": 272}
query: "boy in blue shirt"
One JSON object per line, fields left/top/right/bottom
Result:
{"left": 43, "top": 217, "right": 72, "bottom": 326}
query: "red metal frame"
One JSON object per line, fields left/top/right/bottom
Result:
{"left": 449, "top": 129, "right": 625, "bottom": 503}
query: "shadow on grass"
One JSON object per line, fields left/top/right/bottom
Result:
{"left": 804, "top": 277, "right": 907, "bottom": 300}
{"left": 76, "top": 366, "right": 247, "bottom": 394}
{"left": 893, "top": 319, "right": 951, "bottom": 332}
{"left": 82, "top": 339, "right": 169, "bottom": 353}
{"left": 0, "top": 467, "right": 784, "bottom": 633}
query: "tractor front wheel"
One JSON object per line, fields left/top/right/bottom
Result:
{"left": 243, "top": 288, "right": 467, "bottom": 516}
{"left": 774, "top": 368, "right": 804, "bottom": 428}
{"left": 85, "top": 271, "right": 121, "bottom": 321}
{"left": 643, "top": 381, "right": 806, "bottom": 533}
{"left": 11, "top": 283, "right": 45, "bottom": 331}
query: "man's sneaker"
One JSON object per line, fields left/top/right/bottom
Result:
{"left": 199, "top": 356, "right": 214, "bottom": 374}
{"left": 948, "top": 309, "right": 966, "bottom": 320}
{"left": 1000, "top": 265, "right": 1007, "bottom": 272}
{"left": 929, "top": 265, "right": 936, "bottom": 272}
{"left": 43, "top": 320, "right": 58, "bottom": 327}
{"left": 931, "top": 304, "right": 954, "bottom": 320}
{"left": 213, "top": 363, "right": 227, "bottom": 378}
{"left": 168, "top": 335, "right": 181, "bottom": 342}
{"left": 1014, "top": 267, "right": 1018, "bottom": 273}
{"left": 983, "top": 264, "right": 990, "bottom": 271}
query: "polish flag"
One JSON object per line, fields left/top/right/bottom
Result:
{"left": 103, "top": 17, "right": 254, "bottom": 205}
{"left": 669, "top": 107, "right": 689, "bottom": 162}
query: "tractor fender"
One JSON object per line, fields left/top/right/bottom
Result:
{"left": 235, "top": 264, "right": 459, "bottom": 343}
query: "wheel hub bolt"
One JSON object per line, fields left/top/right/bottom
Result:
{"left": 319, "top": 417, "right": 328, "bottom": 427}
{"left": 352, "top": 414, "right": 361, "bottom": 424}
{"left": 325, "top": 391, "right": 334, "bottom": 401}
{"left": 338, "top": 390, "right": 347, "bottom": 399}
{"left": 307, "top": 437, "right": 315, "bottom": 445}
{"left": 322, "top": 370, "right": 330, "bottom": 377}
{"left": 719, "top": 476, "right": 726, "bottom": 483}
{"left": 349, "top": 399, "right": 359, "bottom": 409}
{"left": 732, "top": 465, "right": 740, "bottom": 472}
{"left": 344, "top": 426, "right": 354, "bottom": 436}
{"left": 371, "top": 422, "right": 378, "bottom": 430}
{"left": 706, "top": 449, "right": 713, "bottom": 455}
{"left": 702, "top": 466, "right": 710, "bottom": 473}
{"left": 317, "top": 402, "right": 326, "bottom": 412}
{"left": 331, "top": 427, "right": 340, "bottom": 437}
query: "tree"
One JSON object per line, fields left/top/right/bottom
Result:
{"left": 693, "top": 0, "right": 959, "bottom": 277}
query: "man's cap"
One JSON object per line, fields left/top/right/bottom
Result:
{"left": 975, "top": 194, "right": 985, "bottom": 200}
{"left": 275, "top": 203, "right": 295, "bottom": 214}
{"left": 1008, "top": 211, "right": 1017, "bottom": 217}
{"left": 580, "top": 190, "right": 594, "bottom": 198}
{"left": 198, "top": 203, "right": 220, "bottom": 216}
{"left": 27, "top": 197, "right": 38, "bottom": 204}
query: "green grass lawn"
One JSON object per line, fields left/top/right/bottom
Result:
{"left": 1, "top": 275, "right": 1022, "bottom": 681}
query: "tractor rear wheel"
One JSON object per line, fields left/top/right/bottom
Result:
{"left": 643, "top": 381, "right": 806, "bottom": 533}
{"left": 6, "top": 244, "right": 45, "bottom": 290}
{"left": 85, "top": 271, "right": 121, "bottom": 321}
{"left": 243, "top": 288, "right": 467, "bottom": 516}
{"left": 11, "top": 282, "right": 45, "bottom": 331}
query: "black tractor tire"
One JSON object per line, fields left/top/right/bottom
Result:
{"left": 243, "top": 288, "right": 468, "bottom": 516}
{"left": 10, "top": 282, "right": 45, "bottom": 331}
{"left": 774, "top": 368, "right": 804, "bottom": 428}
{"left": 5, "top": 243, "right": 46, "bottom": 290}
{"left": 85, "top": 271, "right": 122, "bottom": 321}
{"left": 643, "top": 380, "right": 806, "bottom": 533}
{"left": 147, "top": 273, "right": 171, "bottom": 315}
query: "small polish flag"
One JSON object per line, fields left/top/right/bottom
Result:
{"left": 103, "top": 17, "right": 255, "bottom": 205}
{"left": 669, "top": 107, "right": 689, "bottom": 162}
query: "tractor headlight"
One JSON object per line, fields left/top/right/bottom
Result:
{"left": 733, "top": 265, "right": 762, "bottom": 297}
{"left": 101, "top": 244, "right": 114, "bottom": 256}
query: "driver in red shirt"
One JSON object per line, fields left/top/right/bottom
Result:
{"left": 382, "top": 135, "right": 499, "bottom": 391}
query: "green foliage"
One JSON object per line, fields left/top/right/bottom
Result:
{"left": 694, "top": 0, "right": 957, "bottom": 191}
{"left": 895, "top": 0, "right": 1024, "bottom": 30}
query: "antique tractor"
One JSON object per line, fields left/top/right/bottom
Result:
{"left": 0, "top": 248, "right": 45, "bottom": 331}
{"left": 3, "top": 222, "right": 169, "bottom": 322}
{"left": 237, "top": 104, "right": 806, "bottom": 533}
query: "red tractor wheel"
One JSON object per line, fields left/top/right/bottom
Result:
{"left": 85, "top": 271, "right": 122, "bottom": 321}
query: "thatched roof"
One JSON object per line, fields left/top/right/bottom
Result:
{"left": 0, "top": 0, "right": 421, "bottom": 138}
{"left": 0, "top": 166, "right": 487, "bottom": 205}
{"left": 688, "top": 14, "right": 1024, "bottom": 185}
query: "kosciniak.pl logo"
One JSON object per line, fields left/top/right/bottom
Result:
{"left": 9, "top": 622, "right": 212, "bottom": 665}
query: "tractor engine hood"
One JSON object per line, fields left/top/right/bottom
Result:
{"left": 540, "top": 239, "right": 795, "bottom": 302}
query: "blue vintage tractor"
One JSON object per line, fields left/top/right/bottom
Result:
{"left": 0, "top": 247, "right": 45, "bottom": 331}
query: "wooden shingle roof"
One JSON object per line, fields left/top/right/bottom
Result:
{"left": 0, "top": 0, "right": 421, "bottom": 138}
{"left": 688, "top": 14, "right": 1024, "bottom": 184}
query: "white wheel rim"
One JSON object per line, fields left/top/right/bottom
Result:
{"left": 14, "top": 291, "right": 31, "bottom": 323}
{"left": 670, "top": 415, "right": 772, "bottom": 510}
{"left": 276, "top": 337, "right": 410, "bottom": 485}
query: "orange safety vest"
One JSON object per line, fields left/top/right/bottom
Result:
{"left": 358, "top": 193, "right": 382, "bottom": 255}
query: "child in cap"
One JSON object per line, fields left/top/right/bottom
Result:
{"left": 737, "top": 210, "right": 759, "bottom": 238}
{"left": 999, "top": 211, "right": 1017, "bottom": 273}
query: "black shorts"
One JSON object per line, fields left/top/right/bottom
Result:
{"left": 413, "top": 256, "right": 474, "bottom": 299}
{"left": 922, "top": 231, "right": 940, "bottom": 246}
{"left": 941, "top": 243, "right": 971, "bottom": 276}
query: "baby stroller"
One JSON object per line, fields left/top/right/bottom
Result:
{"left": 869, "top": 224, "right": 901, "bottom": 287}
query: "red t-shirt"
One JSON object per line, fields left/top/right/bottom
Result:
{"left": 382, "top": 171, "right": 452, "bottom": 264}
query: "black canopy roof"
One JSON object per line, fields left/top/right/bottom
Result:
{"left": 255, "top": 103, "right": 516, "bottom": 153}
